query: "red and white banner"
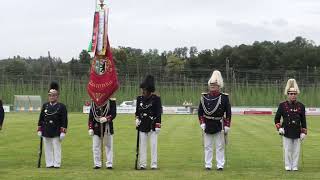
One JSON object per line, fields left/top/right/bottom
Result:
{"left": 87, "top": 3, "right": 119, "bottom": 106}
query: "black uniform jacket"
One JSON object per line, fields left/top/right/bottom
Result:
{"left": 135, "top": 94, "right": 162, "bottom": 132}
{"left": 0, "top": 105, "right": 4, "bottom": 127}
{"left": 38, "top": 102, "right": 68, "bottom": 138}
{"left": 198, "top": 92, "right": 231, "bottom": 134}
{"left": 88, "top": 99, "right": 116, "bottom": 136}
{"left": 274, "top": 101, "right": 307, "bottom": 139}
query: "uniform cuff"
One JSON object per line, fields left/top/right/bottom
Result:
{"left": 155, "top": 123, "right": 161, "bottom": 128}
{"left": 224, "top": 118, "right": 231, "bottom": 127}
{"left": 107, "top": 115, "right": 112, "bottom": 122}
{"left": 60, "top": 127, "right": 67, "bottom": 133}
{"left": 199, "top": 116, "right": 204, "bottom": 124}
{"left": 88, "top": 121, "right": 93, "bottom": 129}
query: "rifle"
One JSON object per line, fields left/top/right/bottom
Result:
{"left": 135, "top": 127, "right": 140, "bottom": 170}
{"left": 37, "top": 137, "right": 43, "bottom": 168}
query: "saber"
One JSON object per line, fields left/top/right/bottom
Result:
{"left": 135, "top": 127, "right": 140, "bottom": 170}
{"left": 281, "top": 136, "right": 285, "bottom": 168}
{"left": 201, "top": 129, "right": 205, "bottom": 166}
{"left": 37, "top": 137, "right": 43, "bottom": 168}
{"left": 300, "top": 139, "right": 304, "bottom": 168}
{"left": 221, "top": 118, "right": 228, "bottom": 166}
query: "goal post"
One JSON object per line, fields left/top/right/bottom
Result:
{"left": 14, "top": 95, "right": 42, "bottom": 112}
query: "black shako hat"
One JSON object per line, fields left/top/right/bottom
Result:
{"left": 140, "top": 75, "right": 155, "bottom": 93}
{"left": 48, "top": 81, "right": 60, "bottom": 95}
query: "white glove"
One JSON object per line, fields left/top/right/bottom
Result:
{"left": 135, "top": 118, "right": 141, "bottom": 127}
{"left": 88, "top": 129, "right": 94, "bottom": 136}
{"left": 60, "top": 133, "right": 66, "bottom": 141}
{"left": 37, "top": 131, "right": 42, "bottom": 137}
{"left": 224, "top": 126, "right": 230, "bottom": 134}
{"left": 200, "top": 123, "right": 205, "bottom": 131}
{"left": 100, "top": 117, "right": 107, "bottom": 123}
{"left": 155, "top": 128, "right": 161, "bottom": 134}
{"left": 278, "top": 128, "right": 285, "bottom": 135}
{"left": 300, "top": 133, "right": 306, "bottom": 141}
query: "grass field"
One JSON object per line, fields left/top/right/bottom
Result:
{"left": 0, "top": 113, "right": 319, "bottom": 180}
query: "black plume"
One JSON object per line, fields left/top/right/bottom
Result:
{"left": 49, "top": 81, "right": 59, "bottom": 91}
{"left": 140, "top": 75, "right": 155, "bottom": 92}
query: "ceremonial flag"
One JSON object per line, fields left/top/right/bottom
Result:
{"left": 87, "top": 2, "right": 119, "bottom": 106}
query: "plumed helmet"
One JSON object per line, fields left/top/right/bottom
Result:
{"left": 140, "top": 75, "right": 155, "bottom": 93}
{"left": 284, "top": 79, "right": 300, "bottom": 95}
{"left": 48, "top": 81, "right": 60, "bottom": 95}
{"left": 208, "top": 70, "right": 224, "bottom": 88}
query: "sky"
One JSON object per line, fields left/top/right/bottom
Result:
{"left": 1, "top": 0, "right": 320, "bottom": 61}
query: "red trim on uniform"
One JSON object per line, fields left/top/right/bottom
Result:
{"left": 89, "top": 121, "right": 93, "bottom": 129}
{"left": 275, "top": 123, "right": 281, "bottom": 130}
{"left": 199, "top": 116, "right": 205, "bottom": 124}
{"left": 301, "top": 128, "right": 307, "bottom": 135}
{"left": 106, "top": 115, "right": 112, "bottom": 122}
{"left": 60, "top": 127, "right": 67, "bottom": 133}
{"left": 209, "top": 91, "right": 220, "bottom": 96}
{"left": 37, "top": 126, "right": 42, "bottom": 132}
{"left": 155, "top": 123, "right": 161, "bottom": 128}
{"left": 224, "top": 118, "right": 231, "bottom": 127}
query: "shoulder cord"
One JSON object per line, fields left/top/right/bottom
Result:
{"left": 200, "top": 95, "right": 221, "bottom": 115}
{"left": 92, "top": 101, "right": 110, "bottom": 121}
{"left": 44, "top": 104, "right": 60, "bottom": 116}
{"left": 140, "top": 98, "right": 153, "bottom": 110}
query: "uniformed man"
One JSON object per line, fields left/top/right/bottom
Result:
{"left": 0, "top": 100, "right": 4, "bottom": 130}
{"left": 37, "top": 82, "right": 68, "bottom": 168}
{"left": 135, "top": 75, "right": 162, "bottom": 170}
{"left": 198, "top": 70, "right": 231, "bottom": 171}
{"left": 274, "top": 79, "right": 307, "bottom": 171}
{"left": 88, "top": 98, "right": 116, "bottom": 169}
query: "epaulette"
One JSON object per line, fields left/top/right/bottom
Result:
{"left": 221, "top": 92, "right": 229, "bottom": 96}
{"left": 110, "top": 98, "right": 116, "bottom": 101}
{"left": 152, "top": 93, "right": 160, "bottom": 97}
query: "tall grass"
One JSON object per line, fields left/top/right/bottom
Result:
{"left": 1, "top": 77, "right": 320, "bottom": 111}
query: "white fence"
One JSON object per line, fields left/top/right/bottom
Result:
{"left": 3, "top": 105, "right": 10, "bottom": 112}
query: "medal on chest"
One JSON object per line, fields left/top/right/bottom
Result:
{"left": 140, "top": 101, "right": 152, "bottom": 110}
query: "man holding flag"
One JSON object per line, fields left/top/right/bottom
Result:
{"left": 88, "top": 99, "right": 117, "bottom": 169}
{"left": 87, "top": 0, "right": 119, "bottom": 169}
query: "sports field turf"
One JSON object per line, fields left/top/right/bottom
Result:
{"left": 0, "top": 113, "right": 319, "bottom": 179}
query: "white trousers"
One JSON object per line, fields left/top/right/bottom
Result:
{"left": 283, "top": 137, "right": 301, "bottom": 170}
{"left": 203, "top": 132, "right": 225, "bottom": 169}
{"left": 92, "top": 124, "right": 113, "bottom": 168}
{"left": 43, "top": 137, "right": 61, "bottom": 167}
{"left": 139, "top": 131, "right": 158, "bottom": 168}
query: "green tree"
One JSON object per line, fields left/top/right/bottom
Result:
{"left": 79, "top": 50, "right": 92, "bottom": 65}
